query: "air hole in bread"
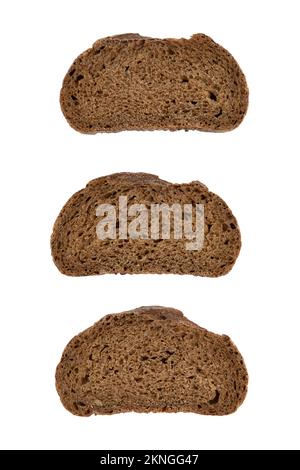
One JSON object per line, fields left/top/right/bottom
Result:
{"left": 75, "top": 74, "right": 84, "bottom": 82}
{"left": 208, "top": 390, "right": 220, "bottom": 405}
{"left": 94, "top": 46, "right": 105, "bottom": 54}
{"left": 81, "top": 375, "right": 89, "bottom": 385}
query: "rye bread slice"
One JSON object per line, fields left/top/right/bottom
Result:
{"left": 60, "top": 33, "right": 248, "bottom": 133}
{"left": 51, "top": 173, "right": 241, "bottom": 277}
{"left": 56, "top": 306, "right": 248, "bottom": 416}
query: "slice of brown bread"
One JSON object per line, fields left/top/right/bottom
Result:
{"left": 60, "top": 33, "right": 248, "bottom": 133}
{"left": 51, "top": 173, "right": 241, "bottom": 277}
{"left": 56, "top": 306, "right": 248, "bottom": 416}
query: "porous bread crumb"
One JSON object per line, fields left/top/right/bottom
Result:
{"left": 50, "top": 173, "right": 241, "bottom": 277}
{"left": 56, "top": 306, "right": 248, "bottom": 416}
{"left": 60, "top": 33, "right": 248, "bottom": 133}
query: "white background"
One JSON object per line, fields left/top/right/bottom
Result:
{"left": 1, "top": 0, "right": 299, "bottom": 450}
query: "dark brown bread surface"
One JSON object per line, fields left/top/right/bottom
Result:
{"left": 56, "top": 307, "right": 248, "bottom": 416}
{"left": 51, "top": 173, "right": 241, "bottom": 277}
{"left": 60, "top": 33, "right": 248, "bottom": 133}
